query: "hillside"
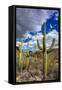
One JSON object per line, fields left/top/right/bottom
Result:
{"left": 16, "top": 48, "right": 59, "bottom": 82}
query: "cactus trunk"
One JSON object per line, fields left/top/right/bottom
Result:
{"left": 37, "top": 23, "right": 55, "bottom": 80}
{"left": 19, "top": 41, "right": 23, "bottom": 72}
{"left": 26, "top": 36, "right": 30, "bottom": 71}
{"left": 43, "top": 51, "right": 47, "bottom": 80}
{"left": 43, "top": 23, "right": 48, "bottom": 80}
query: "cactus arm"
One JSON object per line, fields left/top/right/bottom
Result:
{"left": 47, "top": 38, "right": 55, "bottom": 53}
{"left": 49, "top": 38, "right": 55, "bottom": 49}
{"left": 37, "top": 23, "right": 46, "bottom": 51}
{"left": 37, "top": 39, "right": 43, "bottom": 50}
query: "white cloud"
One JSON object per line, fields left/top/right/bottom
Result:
{"left": 32, "top": 32, "right": 43, "bottom": 41}
{"left": 46, "top": 30, "right": 58, "bottom": 48}
{"left": 46, "top": 29, "right": 58, "bottom": 38}
{"left": 24, "top": 32, "right": 32, "bottom": 38}
{"left": 16, "top": 29, "right": 59, "bottom": 52}
{"left": 50, "top": 24, "right": 53, "bottom": 28}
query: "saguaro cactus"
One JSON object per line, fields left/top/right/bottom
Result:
{"left": 26, "top": 36, "right": 30, "bottom": 70}
{"left": 19, "top": 37, "right": 30, "bottom": 71}
{"left": 37, "top": 23, "right": 55, "bottom": 80}
{"left": 26, "top": 37, "right": 30, "bottom": 57}
{"left": 19, "top": 40, "right": 23, "bottom": 72}
{"left": 19, "top": 40, "right": 23, "bottom": 60}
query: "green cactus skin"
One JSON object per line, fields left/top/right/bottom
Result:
{"left": 19, "top": 41, "right": 23, "bottom": 54}
{"left": 19, "top": 40, "right": 23, "bottom": 61}
{"left": 26, "top": 36, "right": 30, "bottom": 71}
{"left": 18, "top": 37, "right": 30, "bottom": 72}
{"left": 19, "top": 40, "right": 23, "bottom": 72}
{"left": 37, "top": 23, "right": 55, "bottom": 80}
{"left": 26, "top": 36, "right": 30, "bottom": 57}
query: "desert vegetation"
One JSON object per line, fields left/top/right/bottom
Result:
{"left": 16, "top": 23, "right": 59, "bottom": 82}
{"left": 16, "top": 48, "right": 59, "bottom": 82}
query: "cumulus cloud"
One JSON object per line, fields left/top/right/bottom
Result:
{"left": 16, "top": 8, "right": 57, "bottom": 38}
{"left": 16, "top": 8, "right": 59, "bottom": 52}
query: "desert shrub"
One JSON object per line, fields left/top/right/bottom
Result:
{"left": 16, "top": 50, "right": 31, "bottom": 72}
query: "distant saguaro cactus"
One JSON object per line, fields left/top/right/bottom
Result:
{"left": 18, "top": 37, "right": 30, "bottom": 71}
{"left": 19, "top": 40, "right": 23, "bottom": 60}
{"left": 26, "top": 36, "right": 30, "bottom": 57}
{"left": 26, "top": 36, "right": 30, "bottom": 70}
{"left": 19, "top": 40, "right": 23, "bottom": 72}
{"left": 37, "top": 23, "right": 55, "bottom": 80}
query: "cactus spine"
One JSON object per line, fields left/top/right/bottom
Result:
{"left": 37, "top": 23, "right": 55, "bottom": 80}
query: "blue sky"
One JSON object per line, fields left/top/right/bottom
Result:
{"left": 16, "top": 8, "right": 59, "bottom": 52}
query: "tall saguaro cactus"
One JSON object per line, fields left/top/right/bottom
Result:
{"left": 37, "top": 23, "right": 55, "bottom": 80}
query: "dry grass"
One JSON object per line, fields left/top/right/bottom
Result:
{"left": 16, "top": 48, "right": 59, "bottom": 82}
